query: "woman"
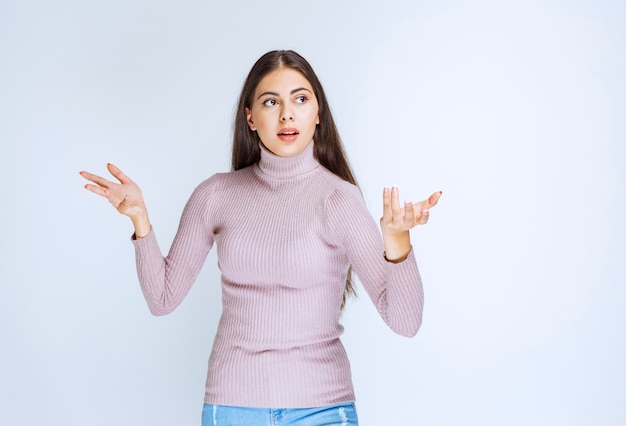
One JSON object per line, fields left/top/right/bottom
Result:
{"left": 80, "top": 50, "right": 441, "bottom": 426}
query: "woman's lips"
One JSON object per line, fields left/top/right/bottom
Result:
{"left": 278, "top": 128, "right": 299, "bottom": 142}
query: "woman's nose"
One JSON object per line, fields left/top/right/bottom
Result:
{"left": 280, "top": 107, "right": 294, "bottom": 122}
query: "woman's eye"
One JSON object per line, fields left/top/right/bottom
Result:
{"left": 295, "top": 95, "right": 307, "bottom": 103}
{"left": 262, "top": 99, "right": 277, "bottom": 107}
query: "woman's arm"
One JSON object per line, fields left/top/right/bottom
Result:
{"left": 80, "top": 164, "right": 215, "bottom": 315}
{"left": 132, "top": 182, "right": 214, "bottom": 315}
{"left": 326, "top": 183, "right": 441, "bottom": 337}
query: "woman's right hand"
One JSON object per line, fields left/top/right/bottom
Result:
{"left": 80, "top": 163, "right": 151, "bottom": 237}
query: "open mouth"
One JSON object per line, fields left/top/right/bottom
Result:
{"left": 278, "top": 128, "right": 299, "bottom": 136}
{"left": 278, "top": 128, "right": 299, "bottom": 142}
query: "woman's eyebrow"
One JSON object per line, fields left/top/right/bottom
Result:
{"left": 257, "top": 91, "right": 279, "bottom": 100}
{"left": 290, "top": 87, "right": 313, "bottom": 95}
{"left": 256, "top": 87, "right": 313, "bottom": 100}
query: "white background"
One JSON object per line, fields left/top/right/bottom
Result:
{"left": 1, "top": 0, "right": 624, "bottom": 425}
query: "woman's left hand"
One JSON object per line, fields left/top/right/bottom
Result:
{"left": 380, "top": 186, "right": 442, "bottom": 262}
{"left": 381, "top": 186, "right": 442, "bottom": 233}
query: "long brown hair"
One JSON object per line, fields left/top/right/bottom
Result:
{"left": 232, "top": 50, "right": 357, "bottom": 309}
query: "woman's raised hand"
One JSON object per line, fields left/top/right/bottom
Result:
{"left": 80, "top": 164, "right": 151, "bottom": 237}
{"left": 381, "top": 186, "right": 441, "bottom": 232}
{"left": 380, "top": 186, "right": 442, "bottom": 262}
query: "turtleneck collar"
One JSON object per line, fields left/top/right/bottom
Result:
{"left": 256, "top": 140, "right": 320, "bottom": 178}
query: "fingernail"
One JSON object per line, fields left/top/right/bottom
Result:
{"left": 423, "top": 210, "right": 429, "bottom": 215}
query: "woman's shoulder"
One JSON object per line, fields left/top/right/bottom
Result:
{"left": 314, "top": 168, "right": 364, "bottom": 210}
{"left": 197, "top": 167, "right": 254, "bottom": 187}
{"left": 317, "top": 167, "right": 360, "bottom": 195}
{"left": 190, "top": 167, "right": 254, "bottom": 198}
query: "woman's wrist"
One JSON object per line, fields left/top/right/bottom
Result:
{"left": 131, "top": 212, "right": 151, "bottom": 238}
{"left": 382, "top": 230, "right": 411, "bottom": 262}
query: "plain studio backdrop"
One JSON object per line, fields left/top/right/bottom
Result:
{"left": 1, "top": 0, "right": 624, "bottom": 425}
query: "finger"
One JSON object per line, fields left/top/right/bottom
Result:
{"left": 101, "top": 187, "right": 128, "bottom": 209}
{"left": 79, "top": 170, "right": 113, "bottom": 189}
{"left": 404, "top": 200, "right": 414, "bottom": 223}
{"left": 427, "top": 191, "right": 442, "bottom": 208}
{"left": 412, "top": 190, "right": 442, "bottom": 212}
{"left": 417, "top": 209, "right": 430, "bottom": 225}
{"left": 107, "top": 163, "right": 133, "bottom": 185}
{"left": 117, "top": 194, "right": 130, "bottom": 210}
{"left": 390, "top": 185, "right": 402, "bottom": 221}
{"left": 83, "top": 182, "right": 108, "bottom": 198}
{"left": 382, "top": 186, "right": 392, "bottom": 217}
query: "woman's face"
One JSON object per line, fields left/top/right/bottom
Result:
{"left": 246, "top": 67, "right": 319, "bottom": 157}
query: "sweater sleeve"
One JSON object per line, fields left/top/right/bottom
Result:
{"left": 131, "top": 178, "right": 216, "bottom": 316}
{"left": 326, "top": 183, "right": 424, "bottom": 337}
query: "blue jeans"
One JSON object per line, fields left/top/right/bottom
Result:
{"left": 202, "top": 401, "right": 359, "bottom": 425}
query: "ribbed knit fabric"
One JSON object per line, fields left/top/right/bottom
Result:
{"left": 132, "top": 141, "right": 424, "bottom": 408}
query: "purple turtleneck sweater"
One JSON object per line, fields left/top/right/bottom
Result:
{"left": 132, "top": 141, "right": 424, "bottom": 408}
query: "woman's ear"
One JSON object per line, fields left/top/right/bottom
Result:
{"left": 245, "top": 107, "right": 256, "bottom": 131}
